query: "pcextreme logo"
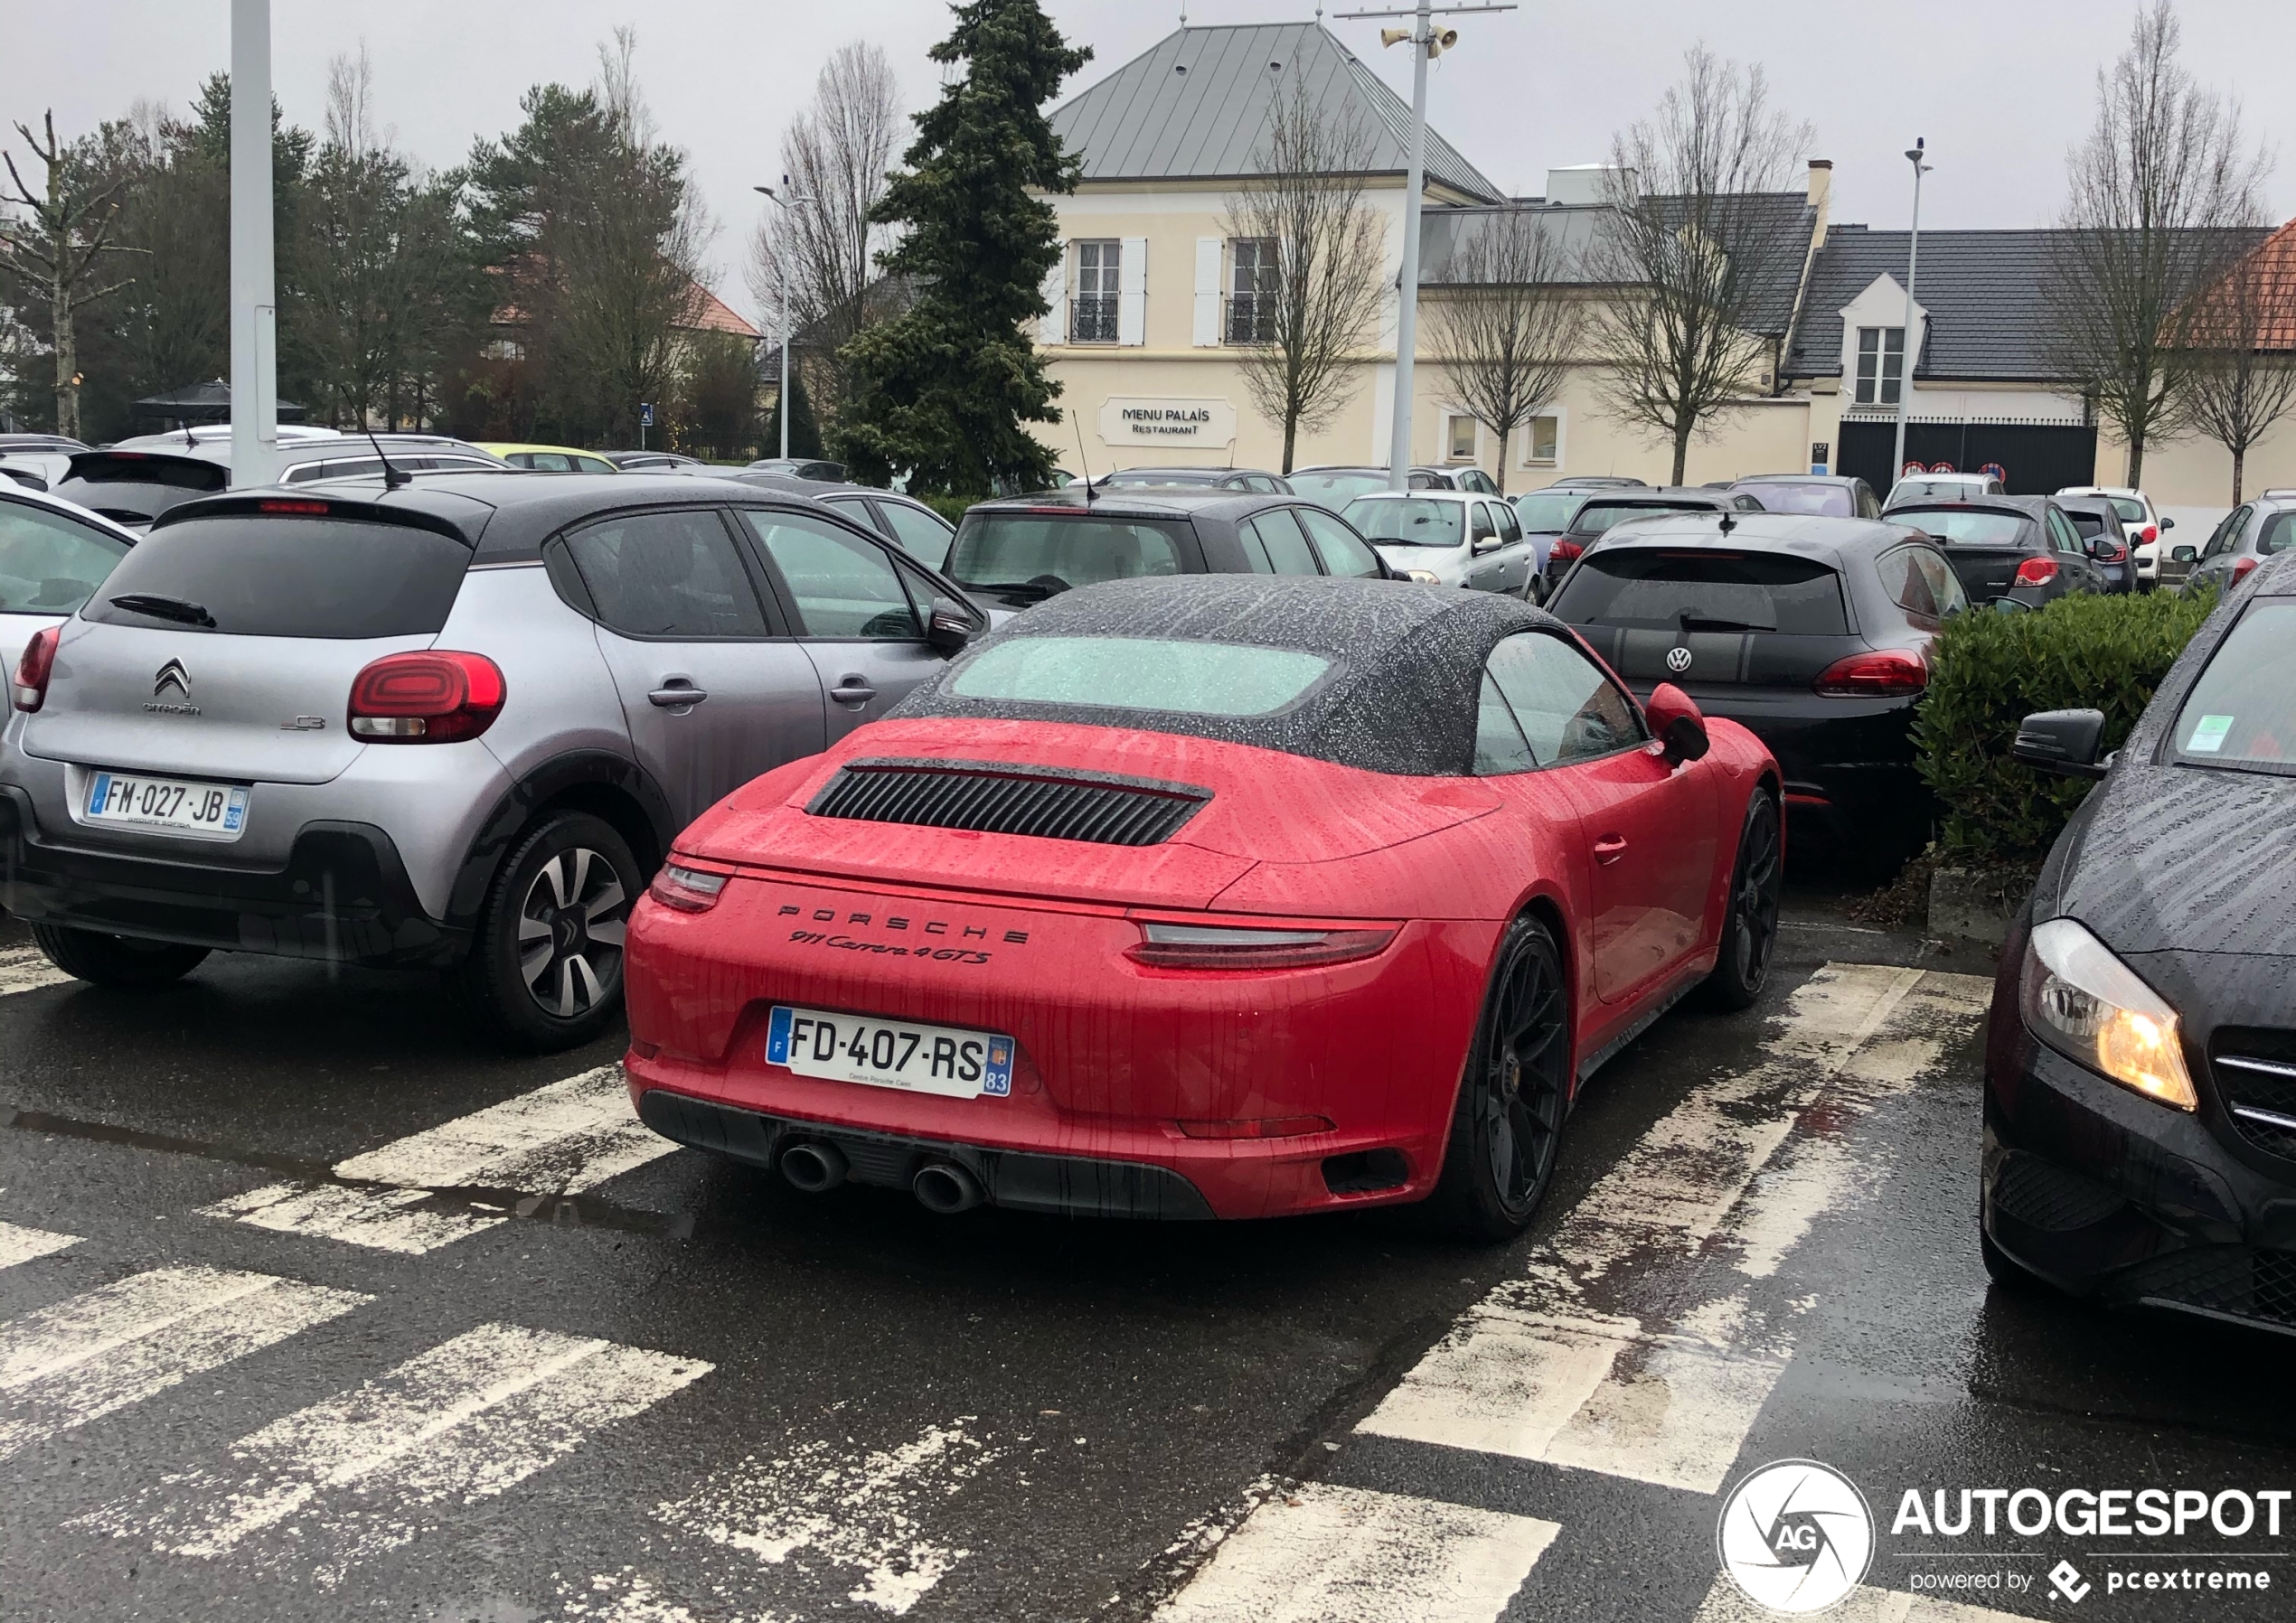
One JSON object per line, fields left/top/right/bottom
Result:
{"left": 1717, "top": 1459, "right": 1877, "bottom": 1614}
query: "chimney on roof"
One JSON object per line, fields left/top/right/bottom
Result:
{"left": 1807, "top": 158, "right": 1833, "bottom": 212}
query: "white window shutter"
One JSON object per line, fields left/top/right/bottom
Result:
{"left": 1192, "top": 238, "right": 1222, "bottom": 346}
{"left": 1118, "top": 237, "right": 1147, "bottom": 346}
{"left": 1040, "top": 249, "right": 1068, "bottom": 346}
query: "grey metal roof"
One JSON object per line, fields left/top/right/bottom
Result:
{"left": 1048, "top": 23, "right": 1501, "bottom": 202}
{"left": 1785, "top": 227, "right": 2070, "bottom": 382}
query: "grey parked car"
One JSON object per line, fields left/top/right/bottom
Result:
{"left": 0, "top": 474, "right": 984, "bottom": 1049}
{"left": 2178, "top": 495, "right": 2296, "bottom": 598}
{"left": 1342, "top": 489, "right": 1539, "bottom": 597}
{"left": 51, "top": 436, "right": 510, "bottom": 530}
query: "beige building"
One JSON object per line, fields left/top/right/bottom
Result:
{"left": 1035, "top": 21, "right": 2295, "bottom": 512}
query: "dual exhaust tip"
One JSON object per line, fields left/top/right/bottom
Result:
{"left": 777, "top": 1140, "right": 984, "bottom": 1214}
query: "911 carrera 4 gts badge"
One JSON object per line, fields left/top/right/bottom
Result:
{"left": 1667, "top": 645, "right": 1694, "bottom": 673}
{"left": 774, "top": 900, "right": 1028, "bottom": 966}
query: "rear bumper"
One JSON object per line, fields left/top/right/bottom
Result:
{"left": 1670, "top": 690, "right": 1929, "bottom": 853}
{"left": 635, "top": 1087, "right": 1216, "bottom": 1218}
{"left": 0, "top": 784, "right": 462, "bottom": 966}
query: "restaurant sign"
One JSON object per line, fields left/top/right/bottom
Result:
{"left": 1098, "top": 397, "right": 1237, "bottom": 447}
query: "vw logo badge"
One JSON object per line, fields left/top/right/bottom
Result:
{"left": 154, "top": 658, "right": 192, "bottom": 699}
{"left": 1666, "top": 645, "right": 1693, "bottom": 674}
{"left": 1716, "top": 1459, "right": 1875, "bottom": 1614}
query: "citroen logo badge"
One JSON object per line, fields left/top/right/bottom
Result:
{"left": 1666, "top": 645, "right": 1693, "bottom": 674}
{"left": 154, "top": 658, "right": 192, "bottom": 699}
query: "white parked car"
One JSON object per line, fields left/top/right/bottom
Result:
{"left": 1886, "top": 472, "right": 2005, "bottom": 505}
{"left": 1340, "top": 490, "right": 1538, "bottom": 596}
{"left": 2057, "top": 485, "right": 2176, "bottom": 588}
{"left": 0, "top": 481, "right": 138, "bottom": 682}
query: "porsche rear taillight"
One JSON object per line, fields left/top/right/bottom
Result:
{"left": 1813, "top": 648, "right": 1928, "bottom": 698}
{"left": 647, "top": 862, "right": 730, "bottom": 913}
{"left": 1127, "top": 920, "right": 1397, "bottom": 970}
{"left": 12, "top": 624, "right": 59, "bottom": 713}
{"left": 2014, "top": 557, "right": 2059, "bottom": 587}
{"left": 347, "top": 651, "right": 505, "bottom": 742}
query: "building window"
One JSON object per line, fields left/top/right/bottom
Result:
{"left": 1227, "top": 238, "right": 1276, "bottom": 343}
{"left": 1525, "top": 414, "right": 1559, "bottom": 465}
{"left": 1855, "top": 326, "right": 1905, "bottom": 405}
{"left": 1446, "top": 415, "right": 1479, "bottom": 462}
{"left": 1071, "top": 239, "right": 1120, "bottom": 343}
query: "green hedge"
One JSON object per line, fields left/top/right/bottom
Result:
{"left": 1914, "top": 590, "right": 2214, "bottom": 861}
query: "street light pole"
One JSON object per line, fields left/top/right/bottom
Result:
{"left": 1339, "top": 4, "right": 1515, "bottom": 492}
{"left": 1891, "top": 138, "right": 1932, "bottom": 485}
{"left": 228, "top": 0, "right": 278, "bottom": 488}
{"left": 754, "top": 180, "right": 814, "bottom": 461}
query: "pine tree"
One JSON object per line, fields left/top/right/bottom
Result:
{"left": 761, "top": 363, "right": 823, "bottom": 460}
{"left": 832, "top": 0, "right": 1087, "bottom": 494}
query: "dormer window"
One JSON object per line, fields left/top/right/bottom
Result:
{"left": 1855, "top": 326, "right": 1905, "bottom": 405}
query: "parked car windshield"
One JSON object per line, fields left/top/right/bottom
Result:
{"left": 1736, "top": 482, "right": 1853, "bottom": 517}
{"left": 2259, "top": 511, "right": 2296, "bottom": 555}
{"left": 1550, "top": 549, "right": 1850, "bottom": 635}
{"left": 951, "top": 636, "right": 1330, "bottom": 718}
{"left": 946, "top": 512, "right": 1190, "bottom": 596}
{"left": 0, "top": 499, "right": 132, "bottom": 614}
{"left": 82, "top": 515, "right": 471, "bottom": 638}
{"left": 1511, "top": 490, "right": 1586, "bottom": 531}
{"left": 1567, "top": 500, "right": 1708, "bottom": 538}
{"left": 1291, "top": 469, "right": 1390, "bottom": 505}
{"left": 1890, "top": 508, "right": 2033, "bottom": 547}
{"left": 1891, "top": 477, "right": 1990, "bottom": 502}
{"left": 1342, "top": 497, "right": 1463, "bottom": 547}
{"left": 2171, "top": 601, "right": 2296, "bottom": 771}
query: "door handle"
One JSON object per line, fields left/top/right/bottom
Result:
{"left": 1593, "top": 834, "right": 1629, "bottom": 866}
{"left": 830, "top": 678, "right": 879, "bottom": 708}
{"left": 648, "top": 682, "right": 708, "bottom": 708}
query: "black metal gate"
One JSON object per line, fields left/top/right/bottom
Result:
{"left": 1839, "top": 420, "right": 2097, "bottom": 495}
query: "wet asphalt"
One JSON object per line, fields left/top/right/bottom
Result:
{"left": 2, "top": 883, "right": 2292, "bottom": 1623}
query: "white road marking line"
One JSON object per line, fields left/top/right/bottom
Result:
{"left": 1693, "top": 1572, "right": 2027, "bottom": 1622}
{"left": 200, "top": 1063, "right": 673, "bottom": 1254}
{"left": 655, "top": 1421, "right": 995, "bottom": 1615}
{"left": 80, "top": 1320, "right": 709, "bottom": 1584}
{"left": 0, "top": 944, "right": 73, "bottom": 996}
{"left": 1152, "top": 1482, "right": 1559, "bottom": 1623}
{"left": 553, "top": 1569, "right": 703, "bottom": 1622}
{"left": 0, "top": 1266, "right": 366, "bottom": 1459}
{"left": 0, "top": 1219, "right": 80, "bottom": 1270}
{"left": 1360, "top": 965, "right": 1991, "bottom": 1494}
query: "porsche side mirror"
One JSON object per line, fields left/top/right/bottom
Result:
{"left": 2012, "top": 708, "right": 2109, "bottom": 780}
{"left": 1645, "top": 681, "right": 1710, "bottom": 768}
{"left": 927, "top": 610, "right": 975, "bottom": 658}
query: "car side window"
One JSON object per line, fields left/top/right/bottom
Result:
{"left": 525, "top": 452, "right": 576, "bottom": 473}
{"left": 0, "top": 497, "right": 132, "bottom": 616}
{"left": 2260, "top": 511, "right": 2296, "bottom": 556}
{"left": 2044, "top": 509, "right": 2081, "bottom": 554}
{"left": 741, "top": 509, "right": 924, "bottom": 639}
{"left": 1485, "top": 632, "right": 1647, "bottom": 765}
{"left": 1246, "top": 510, "right": 1323, "bottom": 576}
{"left": 1294, "top": 507, "right": 1383, "bottom": 578}
{"left": 1494, "top": 502, "right": 1523, "bottom": 544}
{"left": 1877, "top": 543, "right": 1942, "bottom": 623}
{"left": 560, "top": 509, "right": 769, "bottom": 638}
{"left": 1473, "top": 673, "right": 1537, "bottom": 774}
{"left": 878, "top": 502, "right": 955, "bottom": 571}
{"left": 1913, "top": 546, "right": 1966, "bottom": 616}
{"left": 1470, "top": 502, "right": 1497, "bottom": 542}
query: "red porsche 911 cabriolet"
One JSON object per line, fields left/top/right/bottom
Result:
{"left": 622, "top": 575, "right": 1782, "bottom": 1238}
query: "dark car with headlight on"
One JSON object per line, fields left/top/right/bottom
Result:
{"left": 1985, "top": 550, "right": 2296, "bottom": 1335}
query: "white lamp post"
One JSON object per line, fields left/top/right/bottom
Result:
{"left": 229, "top": 0, "right": 278, "bottom": 488}
{"left": 1340, "top": 2, "right": 1515, "bottom": 492}
{"left": 754, "top": 180, "right": 815, "bottom": 461}
{"left": 1890, "top": 138, "right": 1932, "bottom": 485}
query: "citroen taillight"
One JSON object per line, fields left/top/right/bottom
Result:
{"left": 347, "top": 651, "right": 505, "bottom": 742}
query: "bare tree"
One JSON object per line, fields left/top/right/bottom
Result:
{"left": 1426, "top": 210, "right": 1583, "bottom": 494}
{"left": 1583, "top": 47, "right": 1811, "bottom": 485}
{"left": 1220, "top": 75, "right": 1386, "bottom": 474}
{"left": 2047, "top": 1, "right": 2268, "bottom": 486}
{"left": 0, "top": 111, "right": 143, "bottom": 437}
{"left": 747, "top": 42, "right": 902, "bottom": 421}
{"left": 2181, "top": 228, "right": 2296, "bottom": 502}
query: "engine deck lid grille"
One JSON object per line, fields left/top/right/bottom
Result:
{"left": 805, "top": 757, "right": 1211, "bottom": 847}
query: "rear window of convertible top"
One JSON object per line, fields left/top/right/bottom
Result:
{"left": 950, "top": 636, "right": 1332, "bottom": 718}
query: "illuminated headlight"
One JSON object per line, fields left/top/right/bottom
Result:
{"left": 1406, "top": 569, "right": 1441, "bottom": 584}
{"left": 2019, "top": 917, "right": 2196, "bottom": 1111}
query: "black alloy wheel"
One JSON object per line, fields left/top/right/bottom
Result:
{"left": 1430, "top": 915, "right": 1572, "bottom": 1241}
{"left": 1701, "top": 787, "right": 1782, "bottom": 1011}
{"left": 464, "top": 811, "right": 640, "bottom": 1051}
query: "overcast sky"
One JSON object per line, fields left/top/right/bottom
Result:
{"left": 9, "top": 2, "right": 2294, "bottom": 324}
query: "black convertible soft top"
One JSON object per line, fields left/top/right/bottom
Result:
{"left": 891, "top": 574, "right": 1562, "bottom": 776}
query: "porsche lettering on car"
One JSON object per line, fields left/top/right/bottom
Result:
{"left": 621, "top": 575, "right": 1785, "bottom": 1237}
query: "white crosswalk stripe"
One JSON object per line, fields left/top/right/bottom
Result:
{"left": 1359, "top": 963, "right": 1991, "bottom": 1493}
{"left": 1153, "top": 1482, "right": 1559, "bottom": 1623}
{"left": 0, "top": 944, "right": 73, "bottom": 997}
{"left": 0, "top": 1219, "right": 80, "bottom": 1270}
{"left": 200, "top": 1063, "right": 673, "bottom": 1254}
{"left": 79, "top": 1320, "right": 710, "bottom": 1585}
{"left": 1691, "top": 1572, "right": 2027, "bottom": 1622}
{"left": 0, "top": 1266, "right": 366, "bottom": 1459}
